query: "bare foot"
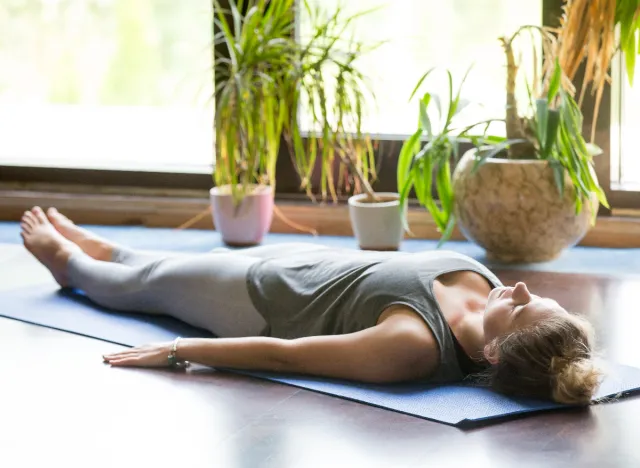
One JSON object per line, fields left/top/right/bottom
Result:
{"left": 46, "top": 208, "right": 114, "bottom": 261}
{"left": 21, "top": 207, "right": 82, "bottom": 287}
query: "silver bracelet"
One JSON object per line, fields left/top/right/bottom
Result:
{"left": 167, "top": 337, "right": 190, "bottom": 368}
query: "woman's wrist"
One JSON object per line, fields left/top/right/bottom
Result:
{"left": 168, "top": 337, "right": 190, "bottom": 368}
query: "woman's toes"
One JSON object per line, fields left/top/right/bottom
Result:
{"left": 32, "top": 206, "right": 48, "bottom": 223}
{"left": 47, "top": 207, "right": 61, "bottom": 220}
{"left": 47, "top": 207, "right": 70, "bottom": 227}
{"left": 22, "top": 212, "right": 35, "bottom": 226}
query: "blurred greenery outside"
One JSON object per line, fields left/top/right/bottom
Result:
{"left": 0, "top": 0, "right": 214, "bottom": 171}
{"left": 0, "top": 0, "right": 636, "bottom": 186}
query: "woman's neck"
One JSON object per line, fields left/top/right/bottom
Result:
{"left": 451, "top": 307, "right": 487, "bottom": 362}
{"left": 433, "top": 270, "right": 492, "bottom": 361}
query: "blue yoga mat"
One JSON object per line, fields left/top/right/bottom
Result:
{"left": 2, "top": 284, "right": 640, "bottom": 427}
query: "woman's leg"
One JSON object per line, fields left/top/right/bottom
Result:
{"left": 46, "top": 207, "right": 324, "bottom": 265}
{"left": 46, "top": 207, "right": 189, "bottom": 267}
{"left": 66, "top": 251, "right": 267, "bottom": 337}
{"left": 234, "top": 243, "right": 330, "bottom": 259}
{"left": 23, "top": 208, "right": 267, "bottom": 338}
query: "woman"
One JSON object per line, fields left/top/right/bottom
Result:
{"left": 20, "top": 206, "right": 601, "bottom": 404}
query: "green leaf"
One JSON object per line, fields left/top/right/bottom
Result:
{"left": 472, "top": 139, "right": 524, "bottom": 173}
{"left": 449, "top": 65, "right": 473, "bottom": 125}
{"left": 397, "top": 128, "right": 422, "bottom": 191}
{"left": 431, "top": 94, "right": 442, "bottom": 123}
{"left": 445, "top": 70, "right": 455, "bottom": 127}
{"left": 437, "top": 215, "right": 457, "bottom": 248}
{"left": 626, "top": 32, "right": 637, "bottom": 85}
{"left": 547, "top": 59, "right": 562, "bottom": 103}
{"left": 398, "top": 175, "right": 414, "bottom": 233}
{"left": 535, "top": 99, "right": 549, "bottom": 147}
{"left": 416, "top": 158, "right": 445, "bottom": 230}
{"left": 586, "top": 142, "right": 603, "bottom": 157}
{"left": 436, "top": 160, "right": 454, "bottom": 215}
{"left": 550, "top": 160, "right": 565, "bottom": 197}
{"left": 454, "top": 98, "right": 471, "bottom": 117}
{"left": 419, "top": 93, "right": 433, "bottom": 137}
{"left": 542, "top": 109, "right": 560, "bottom": 160}
{"left": 409, "top": 68, "right": 435, "bottom": 102}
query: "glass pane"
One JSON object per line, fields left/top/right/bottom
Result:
{"left": 298, "top": 0, "right": 542, "bottom": 137}
{"left": 0, "top": 0, "right": 213, "bottom": 173}
{"left": 615, "top": 55, "right": 640, "bottom": 189}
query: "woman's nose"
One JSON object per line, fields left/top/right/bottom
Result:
{"left": 512, "top": 282, "right": 531, "bottom": 304}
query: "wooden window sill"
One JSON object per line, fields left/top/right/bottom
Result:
{"left": 1, "top": 183, "right": 639, "bottom": 248}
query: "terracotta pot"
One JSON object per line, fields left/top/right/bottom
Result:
{"left": 210, "top": 185, "right": 274, "bottom": 246}
{"left": 348, "top": 192, "right": 406, "bottom": 251}
{"left": 452, "top": 149, "right": 599, "bottom": 263}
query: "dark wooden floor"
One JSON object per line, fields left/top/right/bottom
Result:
{"left": 2, "top": 245, "right": 640, "bottom": 468}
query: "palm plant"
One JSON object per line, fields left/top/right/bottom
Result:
{"left": 552, "top": 0, "right": 640, "bottom": 141}
{"left": 399, "top": 12, "right": 623, "bottom": 245}
{"left": 286, "top": 1, "right": 382, "bottom": 203}
{"left": 499, "top": 26, "right": 608, "bottom": 214}
{"left": 213, "top": 0, "right": 297, "bottom": 204}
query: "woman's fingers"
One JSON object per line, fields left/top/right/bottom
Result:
{"left": 107, "top": 358, "right": 139, "bottom": 367}
{"left": 103, "top": 352, "right": 137, "bottom": 361}
{"left": 103, "top": 346, "right": 149, "bottom": 358}
{"left": 103, "top": 342, "right": 172, "bottom": 368}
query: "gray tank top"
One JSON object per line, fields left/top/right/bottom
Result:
{"left": 246, "top": 247, "right": 503, "bottom": 382}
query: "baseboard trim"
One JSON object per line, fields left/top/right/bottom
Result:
{"left": 0, "top": 188, "right": 638, "bottom": 248}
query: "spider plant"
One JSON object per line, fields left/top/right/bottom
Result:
{"left": 397, "top": 68, "right": 515, "bottom": 245}
{"left": 285, "top": 1, "right": 383, "bottom": 203}
{"left": 213, "top": 0, "right": 297, "bottom": 205}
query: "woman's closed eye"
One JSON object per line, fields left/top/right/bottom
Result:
{"left": 511, "top": 304, "right": 526, "bottom": 318}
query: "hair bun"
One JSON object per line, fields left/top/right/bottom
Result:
{"left": 552, "top": 357, "right": 602, "bottom": 405}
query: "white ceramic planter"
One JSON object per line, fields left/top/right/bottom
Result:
{"left": 348, "top": 192, "right": 406, "bottom": 251}
{"left": 210, "top": 185, "right": 274, "bottom": 246}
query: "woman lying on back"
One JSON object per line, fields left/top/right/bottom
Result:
{"left": 20, "top": 206, "right": 601, "bottom": 404}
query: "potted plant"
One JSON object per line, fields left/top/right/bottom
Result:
{"left": 452, "top": 54, "right": 605, "bottom": 262}
{"left": 400, "top": 0, "right": 640, "bottom": 263}
{"left": 397, "top": 67, "right": 508, "bottom": 248}
{"left": 211, "top": 0, "right": 296, "bottom": 246}
{"left": 290, "top": 3, "right": 400, "bottom": 250}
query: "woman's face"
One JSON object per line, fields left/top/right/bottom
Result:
{"left": 483, "top": 282, "right": 568, "bottom": 344}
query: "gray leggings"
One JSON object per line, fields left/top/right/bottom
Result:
{"left": 65, "top": 244, "right": 318, "bottom": 338}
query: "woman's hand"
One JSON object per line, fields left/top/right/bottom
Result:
{"left": 103, "top": 342, "right": 174, "bottom": 368}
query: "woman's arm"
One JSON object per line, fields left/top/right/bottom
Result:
{"left": 103, "top": 311, "right": 439, "bottom": 384}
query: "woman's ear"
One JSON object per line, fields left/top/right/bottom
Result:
{"left": 483, "top": 341, "right": 499, "bottom": 365}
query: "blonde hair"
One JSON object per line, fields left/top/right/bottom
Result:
{"left": 483, "top": 314, "right": 602, "bottom": 404}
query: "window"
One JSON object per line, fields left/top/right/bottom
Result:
{"left": 298, "top": 0, "right": 543, "bottom": 137}
{"left": 0, "top": 0, "right": 213, "bottom": 173}
{"left": 6, "top": 0, "right": 633, "bottom": 214}
{"left": 612, "top": 52, "right": 640, "bottom": 190}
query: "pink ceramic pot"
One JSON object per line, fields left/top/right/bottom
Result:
{"left": 210, "top": 185, "right": 274, "bottom": 246}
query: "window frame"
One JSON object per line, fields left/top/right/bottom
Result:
{"left": 0, "top": 0, "right": 629, "bottom": 214}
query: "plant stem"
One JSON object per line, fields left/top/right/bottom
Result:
{"left": 502, "top": 34, "right": 536, "bottom": 159}
{"left": 338, "top": 143, "right": 378, "bottom": 202}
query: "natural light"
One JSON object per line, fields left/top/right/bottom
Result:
{"left": 298, "top": 0, "right": 542, "bottom": 137}
{"left": 2, "top": 0, "right": 638, "bottom": 187}
{"left": 0, "top": 0, "right": 214, "bottom": 173}
{"left": 614, "top": 54, "right": 640, "bottom": 189}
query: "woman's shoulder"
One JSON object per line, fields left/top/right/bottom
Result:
{"left": 375, "top": 305, "right": 440, "bottom": 372}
